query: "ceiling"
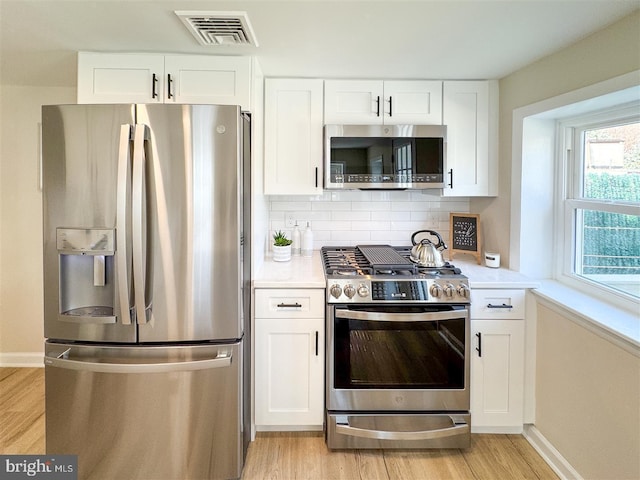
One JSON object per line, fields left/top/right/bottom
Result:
{"left": 1, "top": 0, "right": 638, "bottom": 87}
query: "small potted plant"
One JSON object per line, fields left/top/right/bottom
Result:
{"left": 272, "top": 230, "right": 292, "bottom": 262}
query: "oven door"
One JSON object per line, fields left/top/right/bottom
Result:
{"left": 327, "top": 304, "right": 470, "bottom": 412}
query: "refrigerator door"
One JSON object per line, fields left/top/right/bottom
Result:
{"left": 134, "top": 105, "right": 243, "bottom": 342}
{"left": 45, "top": 341, "right": 243, "bottom": 480}
{"left": 42, "top": 105, "right": 137, "bottom": 343}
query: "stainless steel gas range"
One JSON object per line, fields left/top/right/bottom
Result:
{"left": 322, "top": 245, "right": 471, "bottom": 449}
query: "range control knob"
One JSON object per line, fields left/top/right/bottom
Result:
{"left": 429, "top": 283, "right": 443, "bottom": 298}
{"left": 343, "top": 284, "right": 356, "bottom": 299}
{"left": 357, "top": 284, "right": 370, "bottom": 298}
{"left": 330, "top": 284, "right": 343, "bottom": 299}
{"left": 456, "top": 284, "right": 470, "bottom": 298}
{"left": 443, "top": 283, "right": 456, "bottom": 298}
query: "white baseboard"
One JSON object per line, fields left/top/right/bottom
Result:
{"left": 0, "top": 352, "right": 44, "bottom": 367}
{"left": 523, "top": 424, "right": 583, "bottom": 480}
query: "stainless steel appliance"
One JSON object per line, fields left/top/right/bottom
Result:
{"left": 324, "top": 124, "right": 446, "bottom": 190}
{"left": 322, "top": 245, "right": 471, "bottom": 449}
{"left": 41, "top": 104, "right": 251, "bottom": 480}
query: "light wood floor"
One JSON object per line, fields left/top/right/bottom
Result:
{"left": 1, "top": 368, "right": 559, "bottom": 479}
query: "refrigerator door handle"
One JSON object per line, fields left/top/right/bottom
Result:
{"left": 44, "top": 351, "right": 233, "bottom": 374}
{"left": 132, "top": 124, "right": 150, "bottom": 325}
{"left": 116, "top": 124, "right": 133, "bottom": 325}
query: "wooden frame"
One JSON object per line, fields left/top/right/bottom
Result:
{"left": 449, "top": 213, "right": 482, "bottom": 264}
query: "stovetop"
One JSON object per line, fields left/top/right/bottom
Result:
{"left": 322, "top": 245, "right": 462, "bottom": 277}
{"left": 321, "top": 246, "right": 470, "bottom": 304}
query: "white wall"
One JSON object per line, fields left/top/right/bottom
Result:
{"left": 536, "top": 304, "right": 640, "bottom": 480}
{"left": 472, "top": 9, "right": 640, "bottom": 269}
{"left": 265, "top": 190, "right": 471, "bottom": 255}
{"left": 0, "top": 85, "right": 76, "bottom": 364}
{"left": 494, "top": 11, "right": 640, "bottom": 480}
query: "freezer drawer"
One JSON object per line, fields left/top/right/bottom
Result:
{"left": 45, "top": 341, "right": 242, "bottom": 480}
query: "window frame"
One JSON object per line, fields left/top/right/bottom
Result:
{"left": 556, "top": 102, "right": 640, "bottom": 310}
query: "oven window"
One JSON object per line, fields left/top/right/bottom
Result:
{"left": 333, "top": 312, "right": 465, "bottom": 390}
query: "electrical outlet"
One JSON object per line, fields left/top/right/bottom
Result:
{"left": 285, "top": 213, "right": 296, "bottom": 228}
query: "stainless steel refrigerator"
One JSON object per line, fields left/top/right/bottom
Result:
{"left": 41, "top": 104, "right": 251, "bottom": 480}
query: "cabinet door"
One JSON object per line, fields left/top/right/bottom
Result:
{"left": 383, "top": 80, "right": 442, "bottom": 125}
{"left": 164, "top": 55, "right": 252, "bottom": 108}
{"left": 324, "top": 80, "right": 384, "bottom": 124}
{"left": 77, "top": 52, "right": 164, "bottom": 104}
{"left": 264, "top": 78, "right": 324, "bottom": 195}
{"left": 255, "top": 317, "right": 324, "bottom": 426}
{"left": 471, "top": 319, "right": 524, "bottom": 432}
{"left": 442, "top": 80, "right": 498, "bottom": 197}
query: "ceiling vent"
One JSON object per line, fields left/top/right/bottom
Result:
{"left": 175, "top": 11, "right": 259, "bottom": 47}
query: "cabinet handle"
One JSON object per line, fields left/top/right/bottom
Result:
{"left": 448, "top": 169, "right": 454, "bottom": 189}
{"left": 167, "top": 74, "right": 173, "bottom": 99}
{"left": 151, "top": 73, "right": 158, "bottom": 99}
{"left": 315, "top": 167, "right": 318, "bottom": 188}
{"left": 475, "top": 332, "right": 482, "bottom": 357}
{"left": 388, "top": 96, "right": 393, "bottom": 117}
{"left": 277, "top": 302, "right": 302, "bottom": 308}
{"left": 315, "top": 331, "right": 319, "bottom": 356}
{"left": 487, "top": 303, "right": 513, "bottom": 309}
{"left": 376, "top": 96, "right": 381, "bottom": 117}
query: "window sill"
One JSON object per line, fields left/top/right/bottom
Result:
{"left": 533, "top": 280, "right": 639, "bottom": 357}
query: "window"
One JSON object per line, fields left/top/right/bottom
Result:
{"left": 561, "top": 105, "right": 640, "bottom": 302}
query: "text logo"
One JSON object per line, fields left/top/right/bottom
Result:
{"left": 0, "top": 456, "right": 77, "bottom": 480}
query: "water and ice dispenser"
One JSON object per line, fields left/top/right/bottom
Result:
{"left": 57, "top": 228, "right": 116, "bottom": 323}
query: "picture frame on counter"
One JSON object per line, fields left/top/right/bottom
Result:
{"left": 449, "top": 213, "right": 482, "bottom": 264}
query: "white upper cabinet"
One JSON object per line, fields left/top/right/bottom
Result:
{"left": 442, "top": 80, "right": 498, "bottom": 197}
{"left": 77, "top": 52, "right": 253, "bottom": 109}
{"left": 264, "top": 78, "right": 324, "bottom": 195}
{"left": 324, "top": 80, "right": 442, "bottom": 125}
{"left": 77, "top": 53, "right": 165, "bottom": 104}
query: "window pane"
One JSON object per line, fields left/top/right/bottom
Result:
{"left": 583, "top": 122, "right": 640, "bottom": 203}
{"left": 577, "top": 209, "right": 640, "bottom": 298}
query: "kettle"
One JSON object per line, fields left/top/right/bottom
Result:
{"left": 410, "top": 230, "right": 447, "bottom": 267}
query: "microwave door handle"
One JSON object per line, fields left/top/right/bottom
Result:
{"left": 116, "top": 124, "right": 133, "bottom": 325}
{"left": 335, "top": 309, "right": 465, "bottom": 322}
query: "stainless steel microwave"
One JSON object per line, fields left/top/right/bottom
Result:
{"left": 324, "top": 124, "right": 446, "bottom": 190}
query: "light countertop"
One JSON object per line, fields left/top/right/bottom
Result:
{"left": 253, "top": 251, "right": 326, "bottom": 288}
{"left": 453, "top": 258, "right": 539, "bottom": 289}
{"left": 253, "top": 250, "right": 538, "bottom": 290}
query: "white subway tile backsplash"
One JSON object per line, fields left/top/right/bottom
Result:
{"left": 371, "top": 211, "right": 410, "bottom": 221}
{"left": 312, "top": 201, "right": 351, "bottom": 211}
{"left": 332, "top": 210, "right": 369, "bottom": 221}
{"left": 267, "top": 192, "right": 469, "bottom": 248}
{"left": 352, "top": 201, "right": 390, "bottom": 211}
{"left": 270, "top": 201, "right": 312, "bottom": 211}
{"left": 351, "top": 221, "right": 391, "bottom": 231}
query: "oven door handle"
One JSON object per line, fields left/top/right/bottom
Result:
{"left": 335, "top": 415, "right": 469, "bottom": 441}
{"left": 335, "top": 309, "right": 465, "bottom": 322}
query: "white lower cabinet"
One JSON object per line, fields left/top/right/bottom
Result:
{"left": 470, "top": 289, "right": 525, "bottom": 433}
{"left": 254, "top": 288, "right": 325, "bottom": 428}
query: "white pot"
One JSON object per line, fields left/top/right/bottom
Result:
{"left": 273, "top": 244, "right": 292, "bottom": 262}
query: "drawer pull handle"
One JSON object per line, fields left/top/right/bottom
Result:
{"left": 487, "top": 303, "right": 513, "bottom": 309}
{"left": 277, "top": 302, "right": 302, "bottom": 308}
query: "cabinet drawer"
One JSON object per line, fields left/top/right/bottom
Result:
{"left": 255, "top": 289, "right": 325, "bottom": 319}
{"left": 471, "top": 289, "right": 525, "bottom": 319}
